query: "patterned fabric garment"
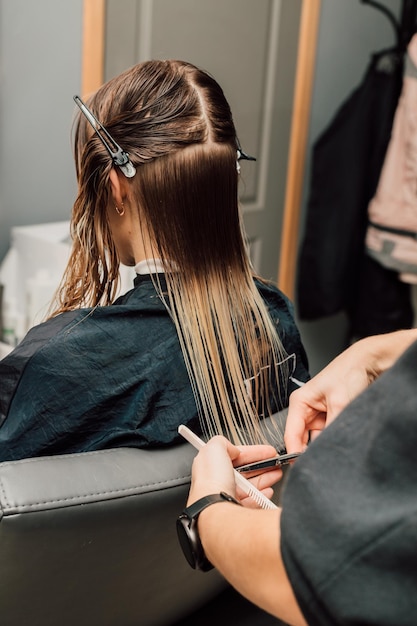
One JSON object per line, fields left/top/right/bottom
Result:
{"left": 366, "top": 34, "right": 417, "bottom": 283}
{"left": 0, "top": 275, "right": 309, "bottom": 462}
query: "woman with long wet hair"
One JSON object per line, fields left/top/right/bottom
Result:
{"left": 0, "top": 60, "right": 309, "bottom": 461}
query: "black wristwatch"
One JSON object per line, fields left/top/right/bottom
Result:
{"left": 176, "top": 492, "right": 241, "bottom": 572}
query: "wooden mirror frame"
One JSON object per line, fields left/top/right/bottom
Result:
{"left": 277, "top": 0, "right": 321, "bottom": 299}
{"left": 81, "top": 0, "right": 321, "bottom": 299}
{"left": 81, "top": 0, "right": 106, "bottom": 96}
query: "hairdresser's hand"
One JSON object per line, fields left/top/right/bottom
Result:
{"left": 285, "top": 329, "right": 417, "bottom": 453}
{"left": 284, "top": 364, "right": 369, "bottom": 454}
{"left": 187, "top": 436, "right": 282, "bottom": 509}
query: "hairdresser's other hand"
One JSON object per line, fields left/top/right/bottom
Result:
{"left": 285, "top": 329, "right": 417, "bottom": 454}
{"left": 187, "top": 436, "right": 282, "bottom": 508}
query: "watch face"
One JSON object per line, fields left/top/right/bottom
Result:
{"left": 176, "top": 515, "right": 213, "bottom": 572}
{"left": 176, "top": 515, "right": 198, "bottom": 569}
{"left": 176, "top": 494, "right": 237, "bottom": 572}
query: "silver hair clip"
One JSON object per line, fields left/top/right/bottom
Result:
{"left": 73, "top": 95, "right": 136, "bottom": 178}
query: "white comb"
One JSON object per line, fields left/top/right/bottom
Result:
{"left": 178, "top": 425, "right": 278, "bottom": 510}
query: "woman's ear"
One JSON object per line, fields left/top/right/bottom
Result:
{"left": 109, "top": 168, "right": 126, "bottom": 207}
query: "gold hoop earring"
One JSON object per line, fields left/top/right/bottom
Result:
{"left": 115, "top": 202, "right": 125, "bottom": 216}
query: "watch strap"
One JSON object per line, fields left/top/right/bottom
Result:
{"left": 183, "top": 492, "right": 240, "bottom": 519}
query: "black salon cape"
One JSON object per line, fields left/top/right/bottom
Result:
{"left": 297, "top": 49, "right": 414, "bottom": 339}
{"left": 0, "top": 275, "right": 309, "bottom": 462}
{"left": 281, "top": 340, "right": 417, "bottom": 625}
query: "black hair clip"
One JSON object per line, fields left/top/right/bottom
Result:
{"left": 236, "top": 141, "right": 256, "bottom": 173}
{"left": 73, "top": 95, "right": 136, "bottom": 178}
{"left": 237, "top": 147, "right": 257, "bottom": 162}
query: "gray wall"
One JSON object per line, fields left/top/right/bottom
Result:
{"left": 296, "top": 0, "right": 403, "bottom": 375}
{"left": 0, "top": 0, "right": 83, "bottom": 262}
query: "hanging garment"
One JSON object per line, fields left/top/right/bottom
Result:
{"left": 296, "top": 49, "right": 406, "bottom": 331}
{"left": 366, "top": 34, "right": 417, "bottom": 283}
{"left": 346, "top": 253, "right": 413, "bottom": 340}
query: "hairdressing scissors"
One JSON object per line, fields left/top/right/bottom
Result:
{"left": 235, "top": 451, "right": 302, "bottom": 473}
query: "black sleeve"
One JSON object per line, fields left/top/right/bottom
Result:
{"left": 280, "top": 340, "right": 417, "bottom": 626}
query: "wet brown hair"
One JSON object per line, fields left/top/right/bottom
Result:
{"left": 52, "top": 59, "right": 290, "bottom": 444}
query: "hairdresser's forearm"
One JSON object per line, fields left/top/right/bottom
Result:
{"left": 198, "top": 504, "right": 307, "bottom": 626}
{"left": 363, "top": 328, "right": 417, "bottom": 375}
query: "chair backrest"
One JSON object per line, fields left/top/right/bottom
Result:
{"left": 0, "top": 444, "right": 227, "bottom": 626}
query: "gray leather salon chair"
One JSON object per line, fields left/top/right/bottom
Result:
{"left": 0, "top": 443, "right": 227, "bottom": 626}
{"left": 0, "top": 412, "right": 286, "bottom": 626}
